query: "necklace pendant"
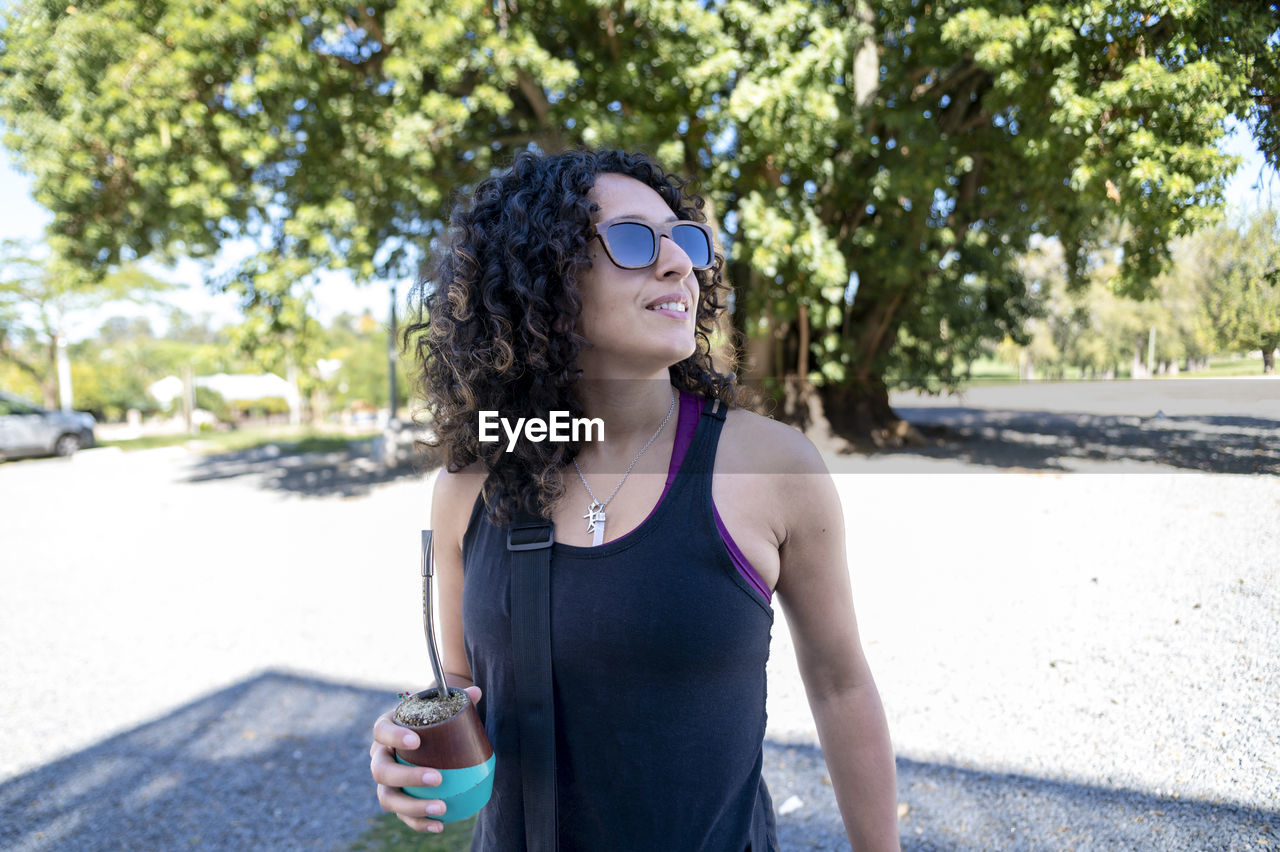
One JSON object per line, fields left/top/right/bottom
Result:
{"left": 583, "top": 501, "right": 606, "bottom": 535}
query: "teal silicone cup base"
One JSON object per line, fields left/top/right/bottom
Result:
{"left": 395, "top": 752, "right": 496, "bottom": 821}
{"left": 392, "top": 687, "right": 495, "bottom": 823}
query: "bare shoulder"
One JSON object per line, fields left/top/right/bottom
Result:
{"left": 431, "top": 461, "right": 487, "bottom": 548}
{"left": 711, "top": 406, "right": 838, "bottom": 571}
{"left": 718, "top": 406, "right": 829, "bottom": 477}
{"left": 433, "top": 460, "right": 487, "bottom": 502}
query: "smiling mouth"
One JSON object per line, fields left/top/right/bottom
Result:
{"left": 646, "top": 301, "right": 688, "bottom": 313}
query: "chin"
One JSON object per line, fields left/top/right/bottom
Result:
{"left": 665, "top": 339, "right": 698, "bottom": 367}
{"left": 590, "top": 327, "right": 698, "bottom": 371}
{"left": 625, "top": 341, "right": 695, "bottom": 372}
{"left": 661, "top": 327, "right": 697, "bottom": 356}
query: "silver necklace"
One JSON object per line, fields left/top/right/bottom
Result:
{"left": 572, "top": 387, "right": 676, "bottom": 546}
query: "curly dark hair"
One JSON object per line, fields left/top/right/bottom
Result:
{"left": 403, "top": 148, "right": 747, "bottom": 524}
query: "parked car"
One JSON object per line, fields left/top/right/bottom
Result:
{"left": 0, "top": 391, "right": 97, "bottom": 460}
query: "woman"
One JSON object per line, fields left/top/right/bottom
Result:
{"left": 369, "top": 149, "right": 899, "bottom": 851}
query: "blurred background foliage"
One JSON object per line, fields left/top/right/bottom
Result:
{"left": 992, "top": 208, "right": 1280, "bottom": 381}
{"left": 0, "top": 0, "right": 1277, "bottom": 440}
{"left": 0, "top": 302, "right": 409, "bottom": 423}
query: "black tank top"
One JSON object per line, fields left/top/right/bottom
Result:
{"left": 461, "top": 397, "right": 778, "bottom": 851}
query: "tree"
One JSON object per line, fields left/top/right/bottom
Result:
{"left": 0, "top": 0, "right": 727, "bottom": 421}
{"left": 63, "top": 309, "right": 255, "bottom": 420}
{"left": 1150, "top": 236, "right": 1220, "bottom": 373}
{"left": 0, "top": 0, "right": 688, "bottom": 326}
{"left": 320, "top": 311, "right": 402, "bottom": 411}
{"left": 2, "top": 1, "right": 1277, "bottom": 441}
{"left": 1195, "top": 209, "right": 1280, "bottom": 373}
{"left": 712, "top": 0, "right": 1278, "bottom": 441}
{"left": 995, "top": 225, "right": 1238, "bottom": 381}
{"left": 0, "top": 241, "right": 177, "bottom": 408}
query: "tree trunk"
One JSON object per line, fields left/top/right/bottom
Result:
{"left": 851, "top": 1, "right": 878, "bottom": 108}
{"left": 796, "top": 302, "right": 810, "bottom": 379}
{"left": 44, "top": 337, "right": 59, "bottom": 410}
{"left": 826, "top": 271, "right": 925, "bottom": 445}
{"left": 286, "top": 361, "right": 302, "bottom": 426}
{"left": 817, "top": 279, "right": 925, "bottom": 447}
{"left": 733, "top": 267, "right": 923, "bottom": 446}
{"left": 818, "top": 376, "right": 923, "bottom": 448}
{"left": 55, "top": 335, "right": 73, "bottom": 411}
{"left": 727, "top": 258, "right": 765, "bottom": 379}
{"left": 1264, "top": 348, "right": 1276, "bottom": 375}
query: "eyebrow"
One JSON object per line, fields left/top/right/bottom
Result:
{"left": 612, "top": 213, "right": 681, "bottom": 223}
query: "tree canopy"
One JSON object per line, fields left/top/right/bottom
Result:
{"left": 2, "top": 0, "right": 1276, "bottom": 440}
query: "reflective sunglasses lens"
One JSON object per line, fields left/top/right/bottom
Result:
{"left": 605, "top": 222, "right": 657, "bottom": 267}
{"left": 672, "top": 224, "right": 712, "bottom": 269}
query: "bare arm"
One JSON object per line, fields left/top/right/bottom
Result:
{"left": 369, "top": 465, "right": 486, "bottom": 834}
{"left": 432, "top": 466, "right": 484, "bottom": 690}
{"left": 774, "top": 440, "right": 900, "bottom": 851}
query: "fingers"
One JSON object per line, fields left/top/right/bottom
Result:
{"left": 372, "top": 709, "right": 420, "bottom": 751}
{"left": 370, "top": 738, "right": 449, "bottom": 835}
{"left": 369, "top": 742, "right": 445, "bottom": 789}
{"left": 376, "top": 783, "right": 448, "bottom": 833}
{"left": 368, "top": 690, "right": 483, "bottom": 835}
{"left": 398, "top": 813, "right": 446, "bottom": 834}
{"left": 370, "top": 694, "right": 476, "bottom": 836}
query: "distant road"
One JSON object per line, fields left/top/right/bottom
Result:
{"left": 871, "top": 378, "right": 1280, "bottom": 475}
{"left": 889, "top": 377, "right": 1279, "bottom": 419}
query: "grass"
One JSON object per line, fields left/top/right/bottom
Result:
{"left": 964, "top": 357, "right": 1020, "bottom": 385}
{"left": 347, "top": 813, "right": 477, "bottom": 852}
{"left": 957, "top": 353, "right": 1274, "bottom": 386}
{"left": 100, "top": 427, "right": 379, "bottom": 455}
{"left": 1190, "top": 354, "right": 1274, "bottom": 378}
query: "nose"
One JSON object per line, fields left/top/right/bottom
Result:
{"left": 654, "top": 234, "right": 694, "bottom": 280}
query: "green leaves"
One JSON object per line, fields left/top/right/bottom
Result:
{"left": 1197, "top": 209, "right": 1280, "bottom": 359}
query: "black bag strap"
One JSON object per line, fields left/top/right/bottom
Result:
{"left": 507, "top": 513, "right": 558, "bottom": 852}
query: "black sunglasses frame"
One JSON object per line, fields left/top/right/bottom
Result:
{"left": 591, "top": 218, "right": 715, "bottom": 270}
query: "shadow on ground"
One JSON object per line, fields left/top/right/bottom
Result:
{"left": 768, "top": 741, "right": 1278, "bottom": 851}
{"left": 183, "top": 443, "right": 435, "bottom": 498}
{"left": 874, "top": 408, "right": 1280, "bottom": 475}
{"left": 2, "top": 671, "right": 1274, "bottom": 851}
{"left": 178, "top": 404, "right": 1279, "bottom": 493}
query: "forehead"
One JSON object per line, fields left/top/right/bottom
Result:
{"left": 589, "top": 173, "right": 676, "bottom": 222}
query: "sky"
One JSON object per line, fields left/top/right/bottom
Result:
{"left": 1, "top": 120, "right": 1277, "bottom": 343}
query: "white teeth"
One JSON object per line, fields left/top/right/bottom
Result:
{"left": 648, "top": 302, "right": 687, "bottom": 312}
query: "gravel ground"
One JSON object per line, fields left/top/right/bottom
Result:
{"left": 765, "top": 472, "right": 1279, "bottom": 850}
{"left": 1, "top": 381, "right": 1277, "bottom": 850}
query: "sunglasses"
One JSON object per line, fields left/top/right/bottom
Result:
{"left": 592, "top": 218, "right": 715, "bottom": 270}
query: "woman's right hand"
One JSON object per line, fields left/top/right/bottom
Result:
{"left": 369, "top": 685, "right": 483, "bottom": 833}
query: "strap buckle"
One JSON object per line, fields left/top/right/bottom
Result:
{"left": 507, "top": 521, "right": 555, "bottom": 551}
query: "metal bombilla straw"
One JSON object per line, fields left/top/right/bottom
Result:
{"left": 420, "top": 530, "right": 451, "bottom": 700}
